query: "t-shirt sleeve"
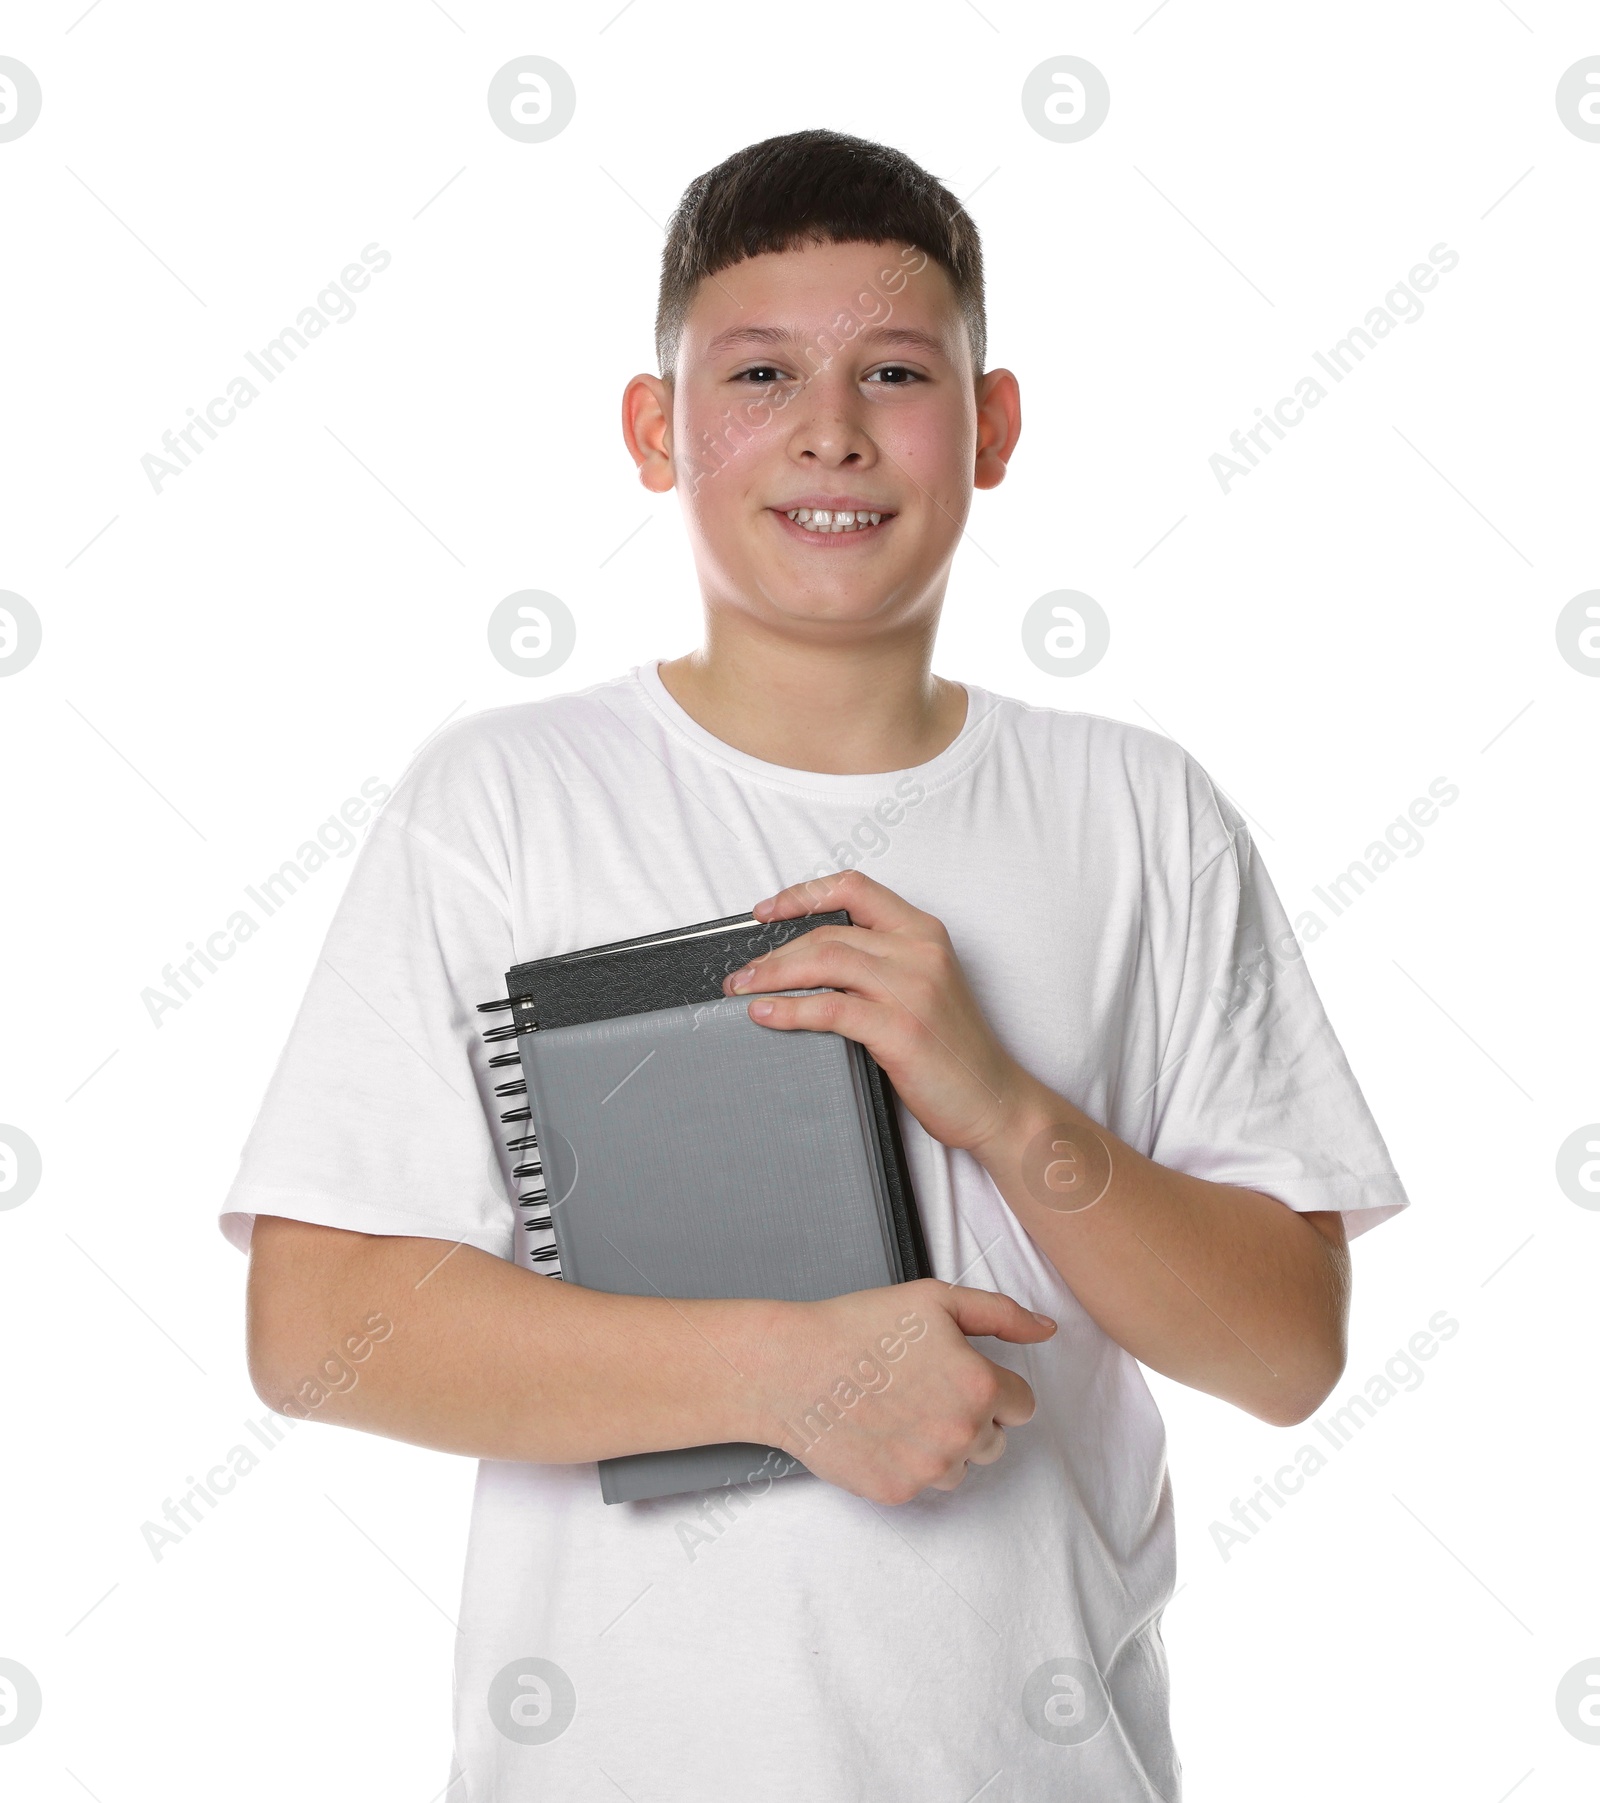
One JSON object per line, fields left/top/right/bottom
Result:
{"left": 1145, "top": 758, "right": 1410, "bottom": 1240}
{"left": 218, "top": 725, "right": 521, "bottom": 1259}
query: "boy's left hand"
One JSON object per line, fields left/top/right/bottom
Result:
{"left": 723, "top": 869, "right": 1030, "bottom": 1163}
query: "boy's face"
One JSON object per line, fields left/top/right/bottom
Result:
{"left": 624, "top": 239, "right": 1019, "bottom": 640}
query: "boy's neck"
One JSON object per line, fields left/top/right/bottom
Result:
{"left": 656, "top": 621, "right": 968, "bottom": 777}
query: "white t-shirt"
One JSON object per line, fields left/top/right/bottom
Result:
{"left": 220, "top": 662, "right": 1409, "bottom": 1801}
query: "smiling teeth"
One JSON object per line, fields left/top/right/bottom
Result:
{"left": 785, "top": 508, "right": 884, "bottom": 532}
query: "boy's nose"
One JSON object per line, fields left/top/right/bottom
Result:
{"left": 787, "top": 410, "right": 877, "bottom": 467}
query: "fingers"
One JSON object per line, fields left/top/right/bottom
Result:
{"left": 740, "top": 987, "right": 876, "bottom": 1040}
{"left": 752, "top": 867, "right": 932, "bottom": 936}
{"left": 724, "top": 926, "right": 883, "bottom": 999}
{"left": 724, "top": 925, "right": 955, "bottom": 1065}
{"left": 928, "top": 1419, "right": 1008, "bottom": 1492}
{"left": 965, "top": 1419, "right": 1008, "bottom": 1467}
{"left": 987, "top": 1363, "right": 1038, "bottom": 1429}
{"left": 938, "top": 1282, "right": 1058, "bottom": 1346}
{"left": 728, "top": 935, "right": 902, "bottom": 1051}
{"left": 800, "top": 1283, "right": 1045, "bottom": 1504}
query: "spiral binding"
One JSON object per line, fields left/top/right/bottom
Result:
{"left": 477, "top": 994, "right": 561, "bottom": 1276}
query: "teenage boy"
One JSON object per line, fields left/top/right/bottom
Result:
{"left": 227, "top": 129, "right": 1409, "bottom": 1800}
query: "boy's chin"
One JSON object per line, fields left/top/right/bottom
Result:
{"left": 738, "top": 583, "right": 928, "bottom": 632}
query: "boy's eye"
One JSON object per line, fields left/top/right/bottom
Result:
{"left": 729, "top": 363, "right": 926, "bottom": 386}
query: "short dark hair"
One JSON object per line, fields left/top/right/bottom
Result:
{"left": 655, "top": 128, "right": 985, "bottom": 381}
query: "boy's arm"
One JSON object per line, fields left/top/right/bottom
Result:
{"left": 972, "top": 1124, "right": 1350, "bottom": 1428}
{"left": 721, "top": 870, "right": 1353, "bottom": 1430}
{"left": 245, "top": 1215, "right": 1057, "bottom": 1504}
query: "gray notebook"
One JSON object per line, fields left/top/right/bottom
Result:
{"left": 520, "top": 993, "right": 919, "bottom": 1503}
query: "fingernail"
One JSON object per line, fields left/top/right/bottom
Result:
{"left": 749, "top": 999, "right": 775, "bottom": 1020}
{"left": 730, "top": 966, "right": 753, "bottom": 991}
{"left": 1030, "top": 1310, "right": 1056, "bottom": 1327}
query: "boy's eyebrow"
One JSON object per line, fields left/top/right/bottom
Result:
{"left": 701, "top": 323, "right": 950, "bottom": 360}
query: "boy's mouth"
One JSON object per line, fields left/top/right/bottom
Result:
{"left": 771, "top": 503, "right": 895, "bottom": 542}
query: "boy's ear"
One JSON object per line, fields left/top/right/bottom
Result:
{"left": 622, "top": 373, "right": 676, "bottom": 494}
{"left": 973, "top": 367, "right": 1022, "bottom": 492}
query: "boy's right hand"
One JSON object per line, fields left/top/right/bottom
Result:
{"left": 749, "top": 1278, "right": 1057, "bottom": 1505}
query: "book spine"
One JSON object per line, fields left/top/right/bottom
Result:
{"left": 859, "top": 1053, "right": 933, "bottom": 1282}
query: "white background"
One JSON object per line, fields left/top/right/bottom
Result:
{"left": 2, "top": 2, "right": 1597, "bottom": 1798}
